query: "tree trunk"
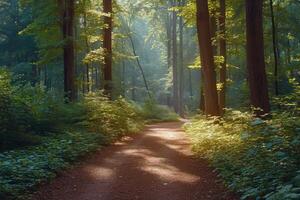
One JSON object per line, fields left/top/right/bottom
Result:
{"left": 196, "top": 0, "right": 220, "bottom": 116}
{"left": 269, "top": 0, "right": 279, "bottom": 96}
{"left": 62, "top": 0, "right": 76, "bottom": 102}
{"left": 172, "top": 0, "right": 179, "bottom": 113}
{"left": 219, "top": 0, "right": 227, "bottom": 115}
{"left": 128, "top": 34, "right": 152, "bottom": 99}
{"left": 83, "top": 7, "right": 90, "bottom": 93}
{"left": 200, "top": 71, "right": 205, "bottom": 112}
{"left": 103, "top": 0, "right": 113, "bottom": 99}
{"left": 179, "top": 0, "right": 185, "bottom": 116}
{"left": 188, "top": 69, "right": 193, "bottom": 99}
{"left": 246, "top": 0, "right": 270, "bottom": 116}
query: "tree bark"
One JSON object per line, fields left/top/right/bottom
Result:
{"left": 179, "top": 0, "right": 185, "bottom": 116}
{"left": 269, "top": 0, "right": 279, "bottom": 96}
{"left": 219, "top": 0, "right": 227, "bottom": 115}
{"left": 63, "top": 0, "right": 76, "bottom": 102}
{"left": 103, "top": 0, "right": 113, "bottom": 99}
{"left": 246, "top": 0, "right": 270, "bottom": 116}
{"left": 172, "top": 0, "right": 179, "bottom": 113}
{"left": 196, "top": 0, "right": 220, "bottom": 116}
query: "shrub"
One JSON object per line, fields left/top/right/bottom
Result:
{"left": 139, "top": 99, "right": 179, "bottom": 122}
{"left": 83, "top": 92, "right": 144, "bottom": 140}
{"left": 185, "top": 110, "right": 300, "bottom": 200}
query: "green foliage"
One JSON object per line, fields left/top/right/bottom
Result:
{"left": 0, "top": 70, "right": 86, "bottom": 150}
{"left": 185, "top": 109, "right": 300, "bottom": 199}
{"left": 0, "top": 131, "right": 106, "bottom": 200}
{"left": 138, "top": 99, "right": 179, "bottom": 122}
{"left": 83, "top": 92, "right": 144, "bottom": 140}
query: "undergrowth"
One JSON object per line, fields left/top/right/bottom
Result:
{"left": 0, "top": 131, "right": 106, "bottom": 200}
{"left": 185, "top": 110, "right": 300, "bottom": 200}
{"left": 137, "top": 99, "right": 179, "bottom": 123}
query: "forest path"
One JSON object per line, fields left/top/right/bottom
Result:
{"left": 33, "top": 121, "right": 237, "bottom": 200}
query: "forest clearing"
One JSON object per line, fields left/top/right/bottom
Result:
{"left": 0, "top": 0, "right": 299, "bottom": 200}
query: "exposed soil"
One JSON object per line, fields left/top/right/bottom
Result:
{"left": 33, "top": 121, "right": 238, "bottom": 200}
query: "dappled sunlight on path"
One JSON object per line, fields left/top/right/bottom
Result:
{"left": 33, "top": 122, "right": 237, "bottom": 200}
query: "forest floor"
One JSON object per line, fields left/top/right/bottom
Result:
{"left": 33, "top": 121, "right": 237, "bottom": 200}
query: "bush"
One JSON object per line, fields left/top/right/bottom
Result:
{"left": 185, "top": 110, "right": 300, "bottom": 200}
{"left": 83, "top": 92, "right": 144, "bottom": 140}
{"left": 0, "top": 70, "right": 87, "bottom": 150}
{"left": 139, "top": 99, "right": 179, "bottom": 122}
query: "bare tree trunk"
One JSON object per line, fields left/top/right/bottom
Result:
{"left": 270, "top": 0, "right": 279, "bottom": 96}
{"left": 172, "top": 0, "right": 179, "bottom": 113}
{"left": 196, "top": 0, "right": 220, "bottom": 116}
{"left": 83, "top": 7, "right": 90, "bottom": 93}
{"left": 62, "top": 0, "right": 76, "bottom": 102}
{"left": 219, "top": 0, "right": 227, "bottom": 115}
{"left": 103, "top": 0, "right": 113, "bottom": 99}
{"left": 178, "top": 0, "right": 185, "bottom": 116}
{"left": 246, "top": 0, "right": 270, "bottom": 116}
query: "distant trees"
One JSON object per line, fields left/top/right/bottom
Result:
{"left": 245, "top": 0, "right": 270, "bottom": 116}
{"left": 195, "top": 0, "right": 220, "bottom": 116}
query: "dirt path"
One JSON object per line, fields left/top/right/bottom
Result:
{"left": 33, "top": 122, "right": 237, "bottom": 200}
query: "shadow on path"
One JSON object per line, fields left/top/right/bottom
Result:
{"left": 33, "top": 122, "right": 238, "bottom": 200}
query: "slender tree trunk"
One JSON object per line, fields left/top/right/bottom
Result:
{"left": 62, "top": 0, "right": 76, "bottom": 102}
{"left": 219, "top": 0, "right": 227, "bottom": 115}
{"left": 172, "top": 0, "right": 179, "bottom": 113}
{"left": 167, "top": 9, "right": 173, "bottom": 107}
{"left": 123, "top": 61, "right": 127, "bottom": 97}
{"left": 287, "top": 40, "right": 291, "bottom": 65}
{"left": 270, "top": 0, "right": 279, "bottom": 96}
{"left": 103, "top": 0, "right": 113, "bottom": 99}
{"left": 179, "top": 0, "right": 185, "bottom": 116}
{"left": 196, "top": 0, "right": 220, "bottom": 116}
{"left": 83, "top": 8, "right": 90, "bottom": 93}
{"left": 246, "top": 0, "right": 270, "bottom": 116}
{"left": 128, "top": 34, "right": 152, "bottom": 99}
{"left": 131, "top": 69, "right": 136, "bottom": 101}
{"left": 188, "top": 69, "right": 193, "bottom": 99}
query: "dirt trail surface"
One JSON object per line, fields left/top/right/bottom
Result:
{"left": 33, "top": 122, "right": 237, "bottom": 200}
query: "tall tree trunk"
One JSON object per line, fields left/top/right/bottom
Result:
{"left": 83, "top": 7, "right": 90, "bottom": 93}
{"left": 179, "top": 0, "right": 185, "bottom": 116}
{"left": 62, "top": 0, "right": 76, "bottom": 102}
{"left": 270, "top": 0, "right": 279, "bottom": 96}
{"left": 246, "top": 0, "right": 270, "bottom": 116}
{"left": 196, "top": 0, "right": 220, "bottom": 116}
{"left": 219, "top": 0, "right": 227, "bottom": 115}
{"left": 103, "top": 0, "right": 113, "bottom": 99}
{"left": 172, "top": 0, "right": 179, "bottom": 113}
